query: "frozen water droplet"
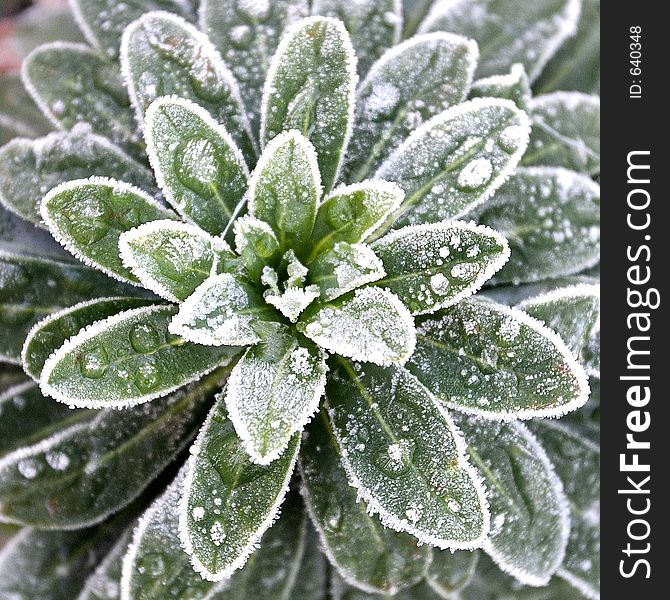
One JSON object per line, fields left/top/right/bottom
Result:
{"left": 324, "top": 500, "right": 343, "bottom": 534}
{"left": 374, "top": 439, "right": 415, "bottom": 478}
{"left": 79, "top": 346, "right": 109, "bottom": 379}
{"left": 192, "top": 506, "right": 205, "bottom": 521}
{"left": 17, "top": 458, "right": 40, "bottom": 479}
{"left": 45, "top": 451, "right": 70, "bottom": 471}
{"left": 499, "top": 125, "right": 528, "bottom": 152}
{"left": 129, "top": 323, "right": 161, "bottom": 354}
{"left": 456, "top": 158, "right": 493, "bottom": 189}
{"left": 134, "top": 360, "right": 160, "bottom": 392}
{"left": 210, "top": 519, "right": 226, "bottom": 546}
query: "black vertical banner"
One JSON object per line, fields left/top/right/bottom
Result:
{"left": 601, "top": 3, "right": 667, "bottom": 596}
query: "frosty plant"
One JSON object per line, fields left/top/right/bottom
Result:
{"left": 0, "top": 1, "right": 600, "bottom": 599}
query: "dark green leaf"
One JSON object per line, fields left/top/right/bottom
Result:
{"left": 0, "top": 73, "right": 51, "bottom": 144}
{"left": 76, "top": 528, "right": 132, "bottom": 600}
{"left": 427, "top": 548, "right": 479, "bottom": 596}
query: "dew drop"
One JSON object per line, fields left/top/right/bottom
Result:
{"left": 324, "top": 501, "right": 343, "bottom": 534}
{"left": 134, "top": 360, "right": 160, "bottom": 392}
{"left": 373, "top": 439, "right": 415, "bottom": 478}
{"left": 79, "top": 346, "right": 109, "bottom": 379}
{"left": 210, "top": 519, "right": 226, "bottom": 546}
{"left": 129, "top": 323, "right": 161, "bottom": 354}
{"left": 456, "top": 158, "right": 493, "bottom": 190}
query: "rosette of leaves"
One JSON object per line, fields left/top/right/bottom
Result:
{"left": 0, "top": 1, "right": 600, "bottom": 599}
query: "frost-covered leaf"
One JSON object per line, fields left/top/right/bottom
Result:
{"left": 470, "top": 64, "right": 532, "bottom": 112}
{"left": 70, "top": 0, "right": 195, "bottom": 58}
{"left": 0, "top": 250, "right": 135, "bottom": 364}
{"left": 40, "top": 305, "right": 239, "bottom": 408}
{"left": 519, "top": 284, "right": 600, "bottom": 378}
{"left": 226, "top": 329, "right": 327, "bottom": 464}
{"left": 477, "top": 167, "right": 600, "bottom": 284}
{"left": 199, "top": 0, "right": 309, "bottom": 135}
{"left": 249, "top": 130, "right": 321, "bottom": 251}
{"left": 343, "top": 33, "right": 478, "bottom": 183}
{"left": 408, "top": 298, "right": 590, "bottom": 419}
{"left": 0, "top": 73, "right": 51, "bottom": 144}
{"left": 371, "top": 221, "right": 509, "bottom": 315}
{"left": 120, "top": 11, "right": 254, "bottom": 161}
{"left": 0, "top": 203, "right": 68, "bottom": 258}
{"left": 0, "top": 127, "right": 154, "bottom": 226}
{"left": 170, "top": 273, "right": 277, "bottom": 346}
{"left": 562, "top": 377, "right": 599, "bottom": 444}
{"left": 22, "top": 297, "right": 156, "bottom": 381}
{"left": 300, "top": 411, "right": 430, "bottom": 594}
{"left": 426, "top": 549, "right": 479, "bottom": 596}
{"left": 374, "top": 99, "right": 530, "bottom": 231}
{"left": 420, "top": 0, "right": 582, "bottom": 82}
{"left": 327, "top": 360, "right": 489, "bottom": 549}
{"left": 120, "top": 220, "right": 232, "bottom": 302}
{"left": 456, "top": 416, "right": 569, "bottom": 585}
{"left": 534, "top": 0, "right": 600, "bottom": 94}
{"left": 22, "top": 42, "right": 141, "bottom": 159}
{"left": 261, "top": 16, "right": 357, "bottom": 193}
{"left": 233, "top": 216, "right": 281, "bottom": 283}
{"left": 312, "top": 0, "right": 402, "bottom": 75}
{"left": 145, "top": 97, "right": 249, "bottom": 237}
{"left": 528, "top": 421, "right": 600, "bottom": 599}
{"left": 308, "top": 181, "right": 403, "bottom": 260}
{"left": 0, "top": 368, "right": 228, "bottom": 528}
{"left": 332, "top": 575, "right": 444, "bottom": 600}
{"left": 522, "top": 93, "right": 600, "bottom": 175}
{"left": 41, "top": 178, "right": 175, "bottom": 284}
{"left": 308, "top": 241, "right": 385, "bottom": 301}
{"left": 179, "top": 393, "right": 300, "bottom": 581}
{"left": 77, "top": 529, "right": 132, "bottom": 600}
{"left": 299, "top": 287, "right": 415, "bottom": 366}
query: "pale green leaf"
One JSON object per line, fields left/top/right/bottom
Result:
{"left": 0, "top": 203, "right": 67, "bottom": 258}
{"left": 374, "top": 99, "right": 530, "bottom": 232}
{"left": 179, "top": 393, "right": 300, "bottom": 581}
{"left": 233, "top": 216, "right": 281, "bottom": 283}
{"left": 41, "top": 178, "right": 175, "bottom": 284}
{"left": 299, "top": 287, "right": 416, "bottom": 366}
{"left": 145, "top": 96, "right": 250, "bottom": 236}
{"left": 371, "top": 221, "right": 509, "bottom": 315}
{"left": 261, "top": 16, "right": 357, "bottom": 193}
{"left": 420, "top": 0, "right": 581, "bottom": 82}
{"left": 40, "top": 305, "right": 239, "bottom": 408}
{"left": 0, "top": 127, "right": 155, "bottom": 226}
{"left": 327, "top": 360, "right": 489, "bottom": 549}
{"left": 476, "top": 167, "right": 600, "bottom": 284}
{"left": 0, "top": 73, "right": 51, "bottom": 144}
{"left": 408, "top": 298, "right": 590, "bottom": 419}
{"left": 343, "top": 32, "right": 478, "bottom": 183}
{"left": 291, "top": 523, "right": 328, "bottom": 600}
{"left": 426, "top": 549, "right": 479, "bottom": 596}
{"left": 300, "top": 411, "right": 431, "bottom": 594}
{"left": 76, "top": 529, "right": 132, "bottom": 600}
{"left": 470, "top": 63, "right": 532, "bottom": 112}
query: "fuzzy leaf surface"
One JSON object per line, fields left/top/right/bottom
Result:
{"left": 40, "top": 305, "right": 239, "bottom": 407}
{"left": 343, "top": 32, "right": 478, "bottom": 182}
{"left": 375, "top": 99, "right": 530, "bottom": 231}
{"left": 301, "top": 411, "right": 430, "bottom": 594}
{"left": 408, "top": 298, "right": 590, "bottom": 419}
{"left": 372, "top": 222, "right": 509, "bottom": 315}
{"left": 0, "top": 73, "right": 51, "bottom": 144}
{"left": 427, "top": 549, "right": 479, "bottom": 596}
{"left": 261, "top": 16, "right": 357, "bottom": 193}
{"left": 470, "top": 64, "right": 532, "bottom": 111}
{"left": 477, "top": 167, "right": 600, "bottom": 284}
{"left": 180, "top": 394, "right": 300, "bottom": 581}
{"left": 327, "top": 360, "right": 489, "bottom": 549}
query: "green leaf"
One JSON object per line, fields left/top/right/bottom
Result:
{"left": 332, "top": 574, "right": 444, "bottom": 600}
{"left": 327, "top": 360, "right": 489, "bottom": 549}
{"left": 21, "top": 42, "right": 142, "bottom": 159}
{"left": 456, "top": 416, "right": 569, "bottom": 585}
{"left": 522, "top": 93, "right": 600, "bottom": 175}
{"left": 40, "top": 304, "right": 239, "bottom": 408}
{"left": 233, "top": 216, "right": 281, "bottom": 283}
{"left": 226, "top": 330, "right": 327, "bottom": 464}
{"left": 519, "top": 284, "right": 600, "bottom": 378}
{"left": 300, "top": 411, "right": 431, "bottom": 594}
{"left": 470, "top": 63, "right": 532, "bottom": 112}
{"left": 528, "top": 421, "right": 600, "bottom": 599}
{"left": 120, "top": 11, "right": 254, "bottom": 162}
{"left": 426, "top": 549, "right": 479, "bottom": 596}
{"left": 0, "top": 73, "right": 51, "bottom": 144}
{"left": 308, "top": 242, "right": 386, "bottom": 301}
{"left": 170, "top": 273, "right": 277, "bottom": 346}
{"left": 76, "top": 529, "right": 132, "bottom": 600}
{"left": 22, "top": 297, "right": 156, "bottom": 381}
{"left": 0, "top": 127, "right": 155, "bottom": 226}
{"left": 299, "top": 287, "right": 416, "bottom": 366}
{"left": 308, "top": 181, "right": 403, "bottom": 261}
{"left": 533, "top": 0, "right": 600, "bottom": 94}
{"left": 374, "top": 99, "right": 530, "bottom": 232}
{"left": 371, "top": 221, "right": 509, "bottom": 315}
{"left": 408, "top": 298, "right": 590, "bottom": 419}
{"left": 343, "top": 32, "right": 479, "bottom": 183}
{"left": 0, "top": 368, "right": 228, "bottom": 528}
{"left": 291, "top": 522, "right": 329, "bottom": 600}
{"left": 0, "top": 250, "right": 136, "bottom": 364}
{"left": 199, "top": 0, "right": 309, "bottom": 135}
{"left": 312, "top": 0, "right": 402, "bottom": 75}
{"left": 562, "top": 377, "right": 600, "bottom": 444}
{"left": 120, "top": 220, "right": 233, "bottom": 302}
{"left": 261, "top": 16, "right": 357, "bottom": 193}
{"left": 420, "top": 0, "right": 581, "bottom": 82}
{"left": 0, "top": 203, "right": 66, "bottom": 257}
{"left": 145, "top": 96, "right": 250, "bottom": 237}
{"left": 249, "top": 130, "right": 321, "bottom": 252}
{"left": 476, "top": 167, "right": 600, "bottom": 284}
{"left": 41, "top": 178, "right": 175, "bottom": 284}
{"left": 70, "top": 0, "right": 195, "bottom": 58}
{"left": 179, "top": 393, "right": 300, "bottom": 581}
